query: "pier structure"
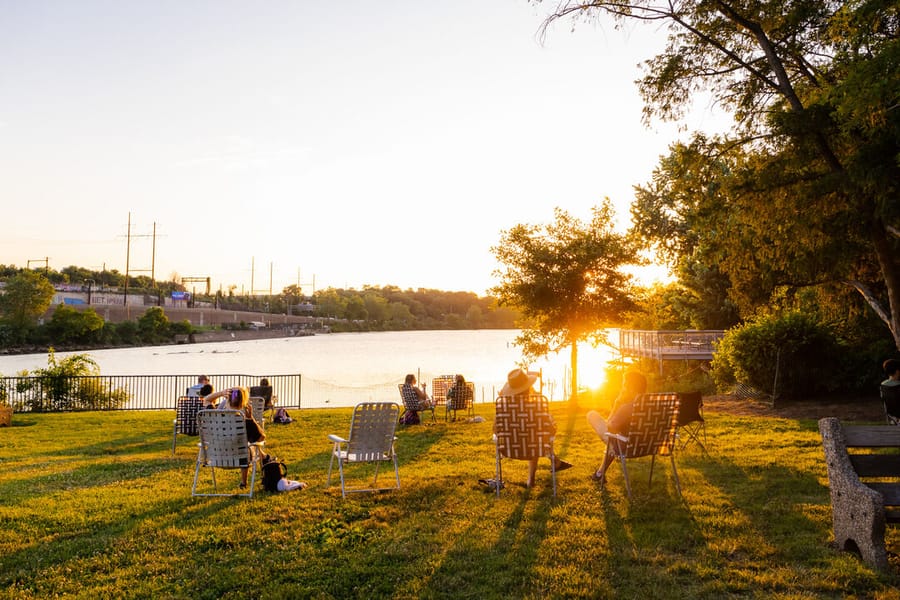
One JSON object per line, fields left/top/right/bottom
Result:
{"left": 618, "top": 329, "right": 725, "bottom": 373}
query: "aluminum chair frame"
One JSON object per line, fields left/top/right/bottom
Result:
{"left": 327, "top": 402, "right": 401, "bottom": 498}
{"left": 192, "top": 409, "right": 265, "bottom": 498}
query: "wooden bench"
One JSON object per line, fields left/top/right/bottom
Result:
{"left": 819, "top": 417, "right": 900, "bottom": 570}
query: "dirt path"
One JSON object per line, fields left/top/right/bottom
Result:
{"left": 704, "top": 394, "right": 884, "bottom": 422}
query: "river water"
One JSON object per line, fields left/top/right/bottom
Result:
{"left": 0, "top": 330, "right": 617, "bottom": 408}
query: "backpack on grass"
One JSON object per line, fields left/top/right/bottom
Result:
{"left": 273, "top": 408, "right": 293, "bottom": 424}
{"left": 399, "top": 410, "right": 420, "bottom": 425}
{"left": 261, "top": 454, "right": 288, "bottom": 492}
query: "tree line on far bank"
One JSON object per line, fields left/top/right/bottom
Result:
{"left": 0, "top": 267, "right": 520, "bottom": 351}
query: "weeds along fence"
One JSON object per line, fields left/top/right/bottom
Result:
{"left": 0, "top": 374, "right": 302, "bottom": 412}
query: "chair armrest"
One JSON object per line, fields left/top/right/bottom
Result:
{"left": 328, "top": 434, "right": 347, "bottom": 443}
{"left": 605, "top": 432, "right": 628, "bottom": 443}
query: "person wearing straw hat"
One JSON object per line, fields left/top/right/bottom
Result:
{"left": 496, "top": 368, "right": 573, "bottom": 488}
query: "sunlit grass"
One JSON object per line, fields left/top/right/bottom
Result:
{"left": 0, "top": 405, "right": 898, "bottom": 599}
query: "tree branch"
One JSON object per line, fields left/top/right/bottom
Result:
{"left": 847, "top": 279, "right": 893, "bottom": 333}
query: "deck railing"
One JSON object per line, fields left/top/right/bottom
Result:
{"left": 0, "top": 373, "right": 301, "bottom": 412}
{"left": 618, "top": 330, "right": 725, "bottom": 360}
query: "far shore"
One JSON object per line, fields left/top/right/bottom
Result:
{"left": 0, "top": 327, "right": 317, "bottom": 357}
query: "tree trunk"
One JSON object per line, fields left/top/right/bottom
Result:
{"left": 570, "top": 341, "right": 578, "bottom": 404}
{"left": 872, "top": 221, "right": 900, "bottom": 350}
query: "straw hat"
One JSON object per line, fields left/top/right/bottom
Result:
{"left": 500, "top": 368, "right": 537, "bottom": 396}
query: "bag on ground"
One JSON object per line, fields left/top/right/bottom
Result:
{"left": 399, "top": 410, "right": 420, "bottom": 425}
{"left": 261, "top": 454, "right": 288, "bottom": 492}
{"left": 273, "top": 408, "right": 292, "bottom": 424}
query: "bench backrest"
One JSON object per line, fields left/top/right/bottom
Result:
{"left": 821, "top": 418, "right": 900, "bottom": 511}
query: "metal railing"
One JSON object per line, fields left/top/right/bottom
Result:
{"left": 618, "top": 330, "right": 725, "bottom": 359}
{"left": 0, "top": 373, "right": 302, "bottom": 412}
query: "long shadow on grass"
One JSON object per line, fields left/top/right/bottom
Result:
{"left": 0, "top": 455, "right": 193, "bottom": 505}
{"left": 685, "top": 452, "right": 830, "bottom": 560}
{"left": 401, "top": 478, "right": 556, "bottom": 597}
{"left": 0, "top": 494, "right": 247, "bottom": 595}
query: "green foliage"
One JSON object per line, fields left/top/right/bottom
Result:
{"left": 492, "top": 203, "right": 640, "bottom": 358}
{"left": 169, "top": 319, "right": 194, "bottom": 336}
{"left": 710, "top": 313, "right": 848, "bottom": 400}
{"left": 15, "top": 349, "right": 128, "bottom": 411}
{"left": 137, "top": 306, "right": 170, "bottom": 343}
{"left": 491, "top": 202, "right": 641, "bottom": 397}
{"left": 0, "top": 270, "right": 55, "bottom": 340}
{"left": 549, "top": 1, "right": 900, "bottom": 349}
{"left": 310, "top": 286, "right": 515, "bottom": 330}
{"left": 45, "top": 305, "right": 105, "bottom": 345}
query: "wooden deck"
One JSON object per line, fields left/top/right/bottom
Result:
{"left": 617, "top": 330, "right": 725, "bottom": 365}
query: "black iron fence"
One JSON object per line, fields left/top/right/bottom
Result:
{"left": 0, "top": 373, "right": 302, "bottom": 412}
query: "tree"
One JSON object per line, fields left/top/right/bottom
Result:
{"left": 0, "top": 270, "right": 55, "bottom": 339}
{"left": 46, "top": 305, "right": 105, "bottom": 345}
{"left": 137, "top": 306, "right": 170, "bottom": 343}
{"left": 491, "top": 202, "right": 640, "bottom": 400}
{"left": 542, "top": 1, "right": 900, "bottom": 348}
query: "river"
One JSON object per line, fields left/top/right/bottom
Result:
{"left": 0, "top": 330, "right": 618, "bottom": 408}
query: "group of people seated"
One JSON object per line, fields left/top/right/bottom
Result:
{"left": 189, "top": 374, "right": 305, "bottom": 492}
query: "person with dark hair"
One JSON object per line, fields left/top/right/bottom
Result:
{"left": 882, "top": 359, "right": 900, "bottom": 387}
{"left": 587, "top": 370, "right": 648, "bottom": 484}
{"left": 881, "top": 359, "right": 900, "bottom": 425}
{"left": 446, "top": 374, "right": 473, "bottom": 414}
{"left": 188, "top": 374, "right": 213, "bottom": 398}
{"left": 402, "top": 373, "right": 433, "bottom": 409}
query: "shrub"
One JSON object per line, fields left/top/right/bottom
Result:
{"left": 17, "top": 349, "right": 129, "bottom": 411}
{"left": 710, "top": 312, "right": 846, "bottom": 400}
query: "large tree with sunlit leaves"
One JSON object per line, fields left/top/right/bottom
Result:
{"left": 541, "top": 0, "right": 900, "bottom": 349}
{"left": 491, "top": 201, "right": 640, "bottom": 401}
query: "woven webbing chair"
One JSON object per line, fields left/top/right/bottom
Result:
{"left": 172, "top": 396, "right": 203, "bottom": 455}
{"left": 446, "top": 381, "right": 475, "bottom": 422}
{"left": 327, "top": 402, "right": 401, "bottom": 498}
{"left": 431, "top": 375, "right": 454, "bottom": 412}
{"left": 397, "top": 384, "right": 435, "bottom": 424}
{"left": 248, "top": 396, "right": 267, "bottom": 432}
{"left": 494, "top": 393, "right": 557, "bottom": 497}
{"left": 675, "top": 391, "right": 707, "bottom": 453}
{"left": 603, "top": 392, "right": 681, "bottom": 499}
{"left": 192, "top": 409, "right": 265, "bottom": 498}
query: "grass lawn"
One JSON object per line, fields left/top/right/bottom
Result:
{"left": 0, "top": 403, "right": 898, "bottom": 599}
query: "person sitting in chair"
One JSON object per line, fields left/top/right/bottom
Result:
{"left": 496, "top": 368, "right": 572, "bottom": 488}
{"left": 881, "top": 359, "right": 900, "bottom": 424}
{"left": 446, "top": 374, "right": 472, "bottom": 411}
{"left": 401, "top": 374, "right": 434, "bottom": 411}
{"left": 202, "top": 387, "right": 266, "bottom": 488}
{"left": 587, "top": 370, "right": 647, "bottom": 485}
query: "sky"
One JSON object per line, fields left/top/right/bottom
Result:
{"left": 0, "top": 1, "right": 728, "bottom": 297}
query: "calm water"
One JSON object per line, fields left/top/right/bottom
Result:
{"left": 0, "top": 330, "right": 617, "bottom": 408}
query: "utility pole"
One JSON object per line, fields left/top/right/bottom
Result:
{"left": 122, "top": 213, "right": 162, "bottom": 307}
{"left": 27, "top": 257, "right": 49, "bottom": 274}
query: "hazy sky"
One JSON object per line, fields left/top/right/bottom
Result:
{"left": 0, "top": 1, "right": 727, "bottom": 296}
